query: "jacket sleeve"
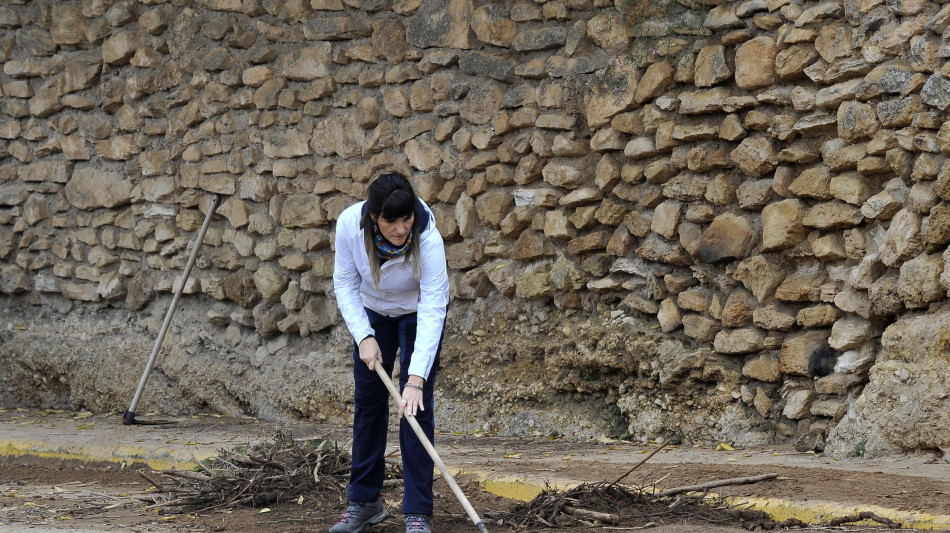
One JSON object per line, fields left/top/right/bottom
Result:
{"left": 407, "top": 221, "right": 450, "bottom": 380}
{"left": 333, "top": 208, "right": 374, "bottom": 345}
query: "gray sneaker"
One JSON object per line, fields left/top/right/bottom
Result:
{"left": 405, "top": 514, "right": 432, "bottom": 533}
{"left": 329, "top": 499, "right": 388, "bottom": 533}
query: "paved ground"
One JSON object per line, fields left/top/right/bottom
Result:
{"left": 1, "top": 408, "right": 949, "bottom": 531}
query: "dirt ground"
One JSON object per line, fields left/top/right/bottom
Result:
{"left": 446, "top": 434, "right": 950, "bottom": 516}
{"left": 3, "top": 430, "right": 948, "bottom": 533}
{"left": 0, "top": 453, "right": 770, "bottom": 533}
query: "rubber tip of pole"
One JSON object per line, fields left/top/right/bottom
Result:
{"left": 122, "top": 411, "right": 136, "bottom": 425}
{"left": 476, "top": 521, "right": 487, "bottom": 533}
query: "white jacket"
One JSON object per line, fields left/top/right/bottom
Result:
{"left": 332, "top": 199, "right": 449, "bottom": 380}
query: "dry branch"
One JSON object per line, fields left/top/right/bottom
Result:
{"left": 655, "top": 473, "right": 778, "bottom": 497}
{"left": 564, "top": 505, "right": 620, "bottom": 524}
{"left": 609, "top": 442, "right": 669, "bottom": 487}
{"left": 160, "top": 470, "right": 212, "bottom": 482}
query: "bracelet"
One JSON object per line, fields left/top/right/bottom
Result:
{"left": 405, "top": 382, "right": 424, "bottom": 391}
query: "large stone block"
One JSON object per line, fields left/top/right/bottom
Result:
{"left": 743, "top": 354, "right": 781, "bottom": 382}
{"left": 302, "top": 16, "right": 371, "bottom": 41}
{"left": 283, "top": 44, "right": 332, "bottom": 80}
{"left": 761, "top": 199, "right": 806, "bottom": 251}
{"left": 801, "top": 201, "right": 864, "bottom": 230}
{"left": 460, "top": 83, "right": 503, "bottom": 125}
{"left": 97, "top": 136, "right": 139, "bottom": 161}
{"left": 898, "top": 252, "right": 944, "bottom": 309}
{"left": 102, "top": 31, "right": 138, "bottom": 65}
{"left": 550, "top": 254, "right": 587, "bottom": 291}
{"left": 829, "top": 316, "right": 874, "bottom": 351}
{"left": 586, "top": 12, "right": 629, "bottom": 52}
{"left": 776, "top": 44, "right": 818, "bottom": 80}
{"left": 782, "top": 389, "right": 814, "bottom": 420}
{"left": 780, "top": 329, "right": 832, "bottom": 376}
{"left": 515, "top": 270, "right": 553, "bottom": 299}
{"left": 636, "top": 234, "right": 691, "bottom": 266}
{"left": 585, "top": 66, "right": 639, "bottom": 128}
{"left": 732, "top": 255, "right": 786, "bottom": 302}
{"left": 634, "top": 61, "right": 674, "bottom": 104}
{"left": 513, "top": 26, "right": 566, "bottom": 51}
{"left": 921, "top": 73, "right": 950, "bottom": 111}
{"left": 837, "top": 101, "right": 879, "bottom": 141}
{"left": 279, "top": 195, "right": 326, "bottom": 228}
{"left": 64, "top": 168, "right": 133, "bottom": 209}
{"left": 879, "top": 209, "right": 923, "bottom": 267}
{"left": 511, "top": 229, "right": 555, "bottom": 261}
{"left": 542, "top": 160, "right": 587, "bottom": 189}
{"left": 406, "top": 0, "right": 473, "bottom": 49}
{"left": 698, "top": 213, "right": 757, "bottom": 263}
{"left": 694, "top": 45, "right": 731, "bottom": 87}
{"left": 721, "top": 288, "right": 756, "bottom": 328}
{"left": 731, "top": 136, "right": 777, "bottom": 177}
{"left": 474, "top": 188, "right": 513, "bottom": 227}
{"left": 18, "top": 161, "right": 72, "bottom": 184}
{"left": 734, "top": 36, "right": 776, "bottom": 90}
{"left": 713, "top": 327, "right": 766, "bottom": 354}
{"left": 682, "top": 314, "right": 721, "bottom": 341}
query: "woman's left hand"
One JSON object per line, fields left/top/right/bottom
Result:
{"left": 399, "top": 385, "right": 424, "bottom": 418}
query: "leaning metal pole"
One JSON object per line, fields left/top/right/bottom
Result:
{"left": 122, "top": 195, "right": 220, "bottom": 425}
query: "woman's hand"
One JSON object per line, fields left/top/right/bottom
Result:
{"left": 358, "top": 336, "right": 382, "bottom": 370}
{"left": 399, "top": 378, "right": 424, "bottom": 418}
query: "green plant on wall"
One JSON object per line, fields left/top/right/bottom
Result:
{"left": 616, "top": 0, "right": 711, "bottom": 69}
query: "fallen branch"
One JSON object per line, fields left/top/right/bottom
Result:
{"left": 609, "top": 442, "right": 670, "bottom": 487}
{"left": 656, "top": 473, "right": 778, "bottom": 497}
{"left": 564, "top": 505, "right": 619, "bottom": 524}
{"left": 160, "top": 470, "right": 212, "bottom": 482}
{"left": 828, "top": 511, "right": 902, "bottom": 528}
{"left": 250, "top": 455, "right": 287, "bottom": 471}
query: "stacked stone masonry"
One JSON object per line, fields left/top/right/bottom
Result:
{"left": 2, "top": 0, "right": 950, "bottom": 457}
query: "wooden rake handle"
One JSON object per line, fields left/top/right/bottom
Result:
{"left": 373, "top": 364, "right": 487, "bottom": 533}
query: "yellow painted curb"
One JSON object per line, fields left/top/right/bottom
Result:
{"left": 729, "top": 496, "right": 950, "bottom": 531}
{"left": 449, "top": 469, "right": 576, "bottom": 502}
{"left": 0, "top": 439, "right": 211, "bottom": 471}
{"left": 453, "top": 470, "right": 950, "bottom": 531}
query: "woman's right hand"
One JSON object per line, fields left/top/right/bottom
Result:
{"left": 358, "top": 336, "right": 382, "bottom": 370}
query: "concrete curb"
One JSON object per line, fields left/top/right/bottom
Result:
{"left": 728, "top": 497, "right": 950, "bottom": 531}
{"left": 0, "top": 438, "right": 216, "bottom": 472}
{"left": 4, "top": 437, "right": 950, "bottom": 531}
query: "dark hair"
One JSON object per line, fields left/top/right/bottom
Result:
{"left": 363, "top": 172, "right": 418, "bottom": 223}
{"left": 360, "top": 172, "right": 421, "bottom": 286}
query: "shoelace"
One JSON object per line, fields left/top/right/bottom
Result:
{"left": 406, "top": 515, "right": 428, "bottom": 530}
{"left": 339, "top": 506, "right": 359, "bottom": 523}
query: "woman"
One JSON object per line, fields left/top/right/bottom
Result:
{"left": 331, "top": 172, "right": 450, "bottom": 533}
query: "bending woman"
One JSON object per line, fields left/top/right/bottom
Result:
{"left": 331, "top": 172, "right": 450, "bottom": 533}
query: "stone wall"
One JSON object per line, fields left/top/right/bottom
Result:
{"left": 1, "top": 0, "right": 950, "bottom": 458}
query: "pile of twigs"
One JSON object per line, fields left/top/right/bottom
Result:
{"left": 505, "top": 482, "right": 647, "bottom": 529}
{"left": 502, "top": 480, "right": 775, "bottom": 530}
{"left": 138, "top": 432, "right": 394, "bottom": 513}
{"left": 498, "top": 443, "right": 782, "bottom": 533}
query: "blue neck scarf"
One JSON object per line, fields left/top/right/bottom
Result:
{"left": 374, "top": 224, "right": 413, "bottom": 259}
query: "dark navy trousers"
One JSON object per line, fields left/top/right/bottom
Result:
{"left": 347, "top": 308, "right": 440, "bottom": 515}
